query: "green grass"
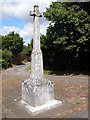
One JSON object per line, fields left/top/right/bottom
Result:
{"left": 26, "top": 65, "right": 31, "bottom": 71}
{"left": 44, "top": 69, "right": 53, "bottom": 75}
{"left": 26, "top": 65, "right": 89, "bottom": 75}
{"left": 26, "top": 65, "right": 53, "bottom": 75}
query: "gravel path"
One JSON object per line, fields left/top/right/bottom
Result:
{"left": 45, "top": 75, "right": 88, "bottom": 83}
{"left": 1, "top": 62, "right": 88, "bottom": 83}
{"left": 1, "top": 62, "right": 88, "bottom": 118}
{"left": 1, "top": 62, "right": 30, "bottom": 75}
{"left": 70, "top": 109, "right": 88, "bottom": 118}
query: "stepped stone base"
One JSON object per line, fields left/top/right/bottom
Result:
{"left": 20, "top": 99, "right": 62, "bottom": 114}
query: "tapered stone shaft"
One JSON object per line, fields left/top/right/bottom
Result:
{"left": 30, "top": 5, "right": 43, "bottom": 82}
{"left": 33, "top": 6, "right": 40, "bottom": 51}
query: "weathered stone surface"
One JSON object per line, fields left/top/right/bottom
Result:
{"left": 21, "top": 5, "right": 61, "bottom": 112}
{"left": 31, "top": 50, "right": 43, "bottom": 81}
{"left": 22, "top": 79, "right": 54, "bottom": 107}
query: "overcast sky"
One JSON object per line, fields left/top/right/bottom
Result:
{"left": 0, "top": 0, "right": 57, "bottom": 45}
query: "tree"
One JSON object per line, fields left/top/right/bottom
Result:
{"left": 0, "top": 31, "right": 24, "bottom": 69}
{"left": 0, "top": 49, "right": 12, "bottom": 69}
{"left": 42, "top": 2, "right": 90, "bottom": 71}
{"left": 2, "top": 31, "right": 24, "bottom": 54}
{"left": 23, "top": 43, "right": 32, "bottom": 56}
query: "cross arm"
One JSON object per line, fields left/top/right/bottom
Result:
{"left": 30, "top": 10, "right": 36, "bottom": 16}
{"left": 29, "top": 10, "right": 42, "bottom": 17}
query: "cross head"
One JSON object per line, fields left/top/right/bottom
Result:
{"left": 30, "top": 5, "right": 42, "bottom": 17}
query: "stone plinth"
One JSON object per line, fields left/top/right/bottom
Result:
{"left": 22, "top": 79, "right": 54, "bottom": 107}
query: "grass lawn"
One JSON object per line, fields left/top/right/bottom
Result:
{"left": 26, "top": 65, "right": 89, "bottom": 76}
{"left": 26, "top": 65, "right": 54, "bottom": 75}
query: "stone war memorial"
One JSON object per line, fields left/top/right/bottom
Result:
{"left": 20, "top": 5, "right": 62, "bottom": 114}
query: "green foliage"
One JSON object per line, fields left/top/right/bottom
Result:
{"left": 42, "top": 2, "right": 90, "bottom": 71}
{"left": 23, "top": 44, "right": 32, "bottom": 56}
{"left": 23, "top": 38, "right": 33, "bottom": 56}
{"left": 0, "top": 50, "right": 2, "bottom": 70}
{"left": 0, "top": 49, "right": 12, "bottom": 69}
{"left": 2, "top": 31, "right": 24, "bottom": 54}
{"left": 1, "top": 31, "right": 24, "bottom": 69}
{"left": 44, "top": 2, "right": 90, "bottom": 53}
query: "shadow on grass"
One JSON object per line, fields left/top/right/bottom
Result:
{"left": 44, "top": 69, "right": 89, "bottom": 76}
{"left": 26, "top": 65, "right": 89, "bottom": 76}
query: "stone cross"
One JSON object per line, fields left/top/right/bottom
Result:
{"left": 21, "top": 5, "right": 61, "bottom": 111}
{"left": 30, "top": 5, "right": 43, "bottom": 83}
